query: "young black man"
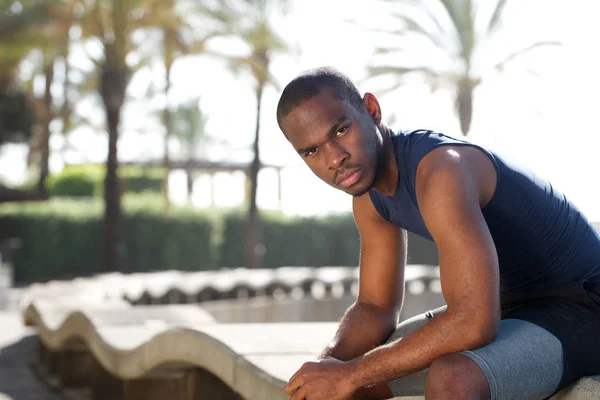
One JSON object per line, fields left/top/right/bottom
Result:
{"left": 277, "top": 67, "right": 600, "bottom": 400}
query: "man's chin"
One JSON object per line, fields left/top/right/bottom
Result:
{"left": 349, "top": 187, "right": 371, "bottom": 197}
{"left": 340, "top": 180, "right": 375, "bottom": 197}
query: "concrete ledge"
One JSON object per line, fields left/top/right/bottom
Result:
{"left": 552, "top": 377, "right": 600, "bottom": 400}
{"left": 23, "top": 273, "right": 600, "bottom": 400}
{"left": 25, "top": 300, "right": 600, "bottom": 399}
{"left": 25, "top": 300, "right": 340, "bottom": 399}
{"left": 23, "top": 300, "right": 215, "bottom": 327}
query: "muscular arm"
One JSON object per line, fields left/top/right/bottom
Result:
{"left": 318, "top": 192, "right": 407, "bottom": 362}
{"left": 346, "top": 146, "right": 501, "bottom": 387}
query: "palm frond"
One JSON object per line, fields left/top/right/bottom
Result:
{"left": 392, "top": 14, "right": 449, "bottom": 51}
{"left": 0, "top": 2, "right": 49, "bottom": 39}
{"left": 523, "top": 69, "right": 542, "bottom": 79}
{"left": 486, "top": 0, "right": 508, "bottom": 35}
{"left": 265, "top": 70, "right": 280, "bottom": 91}
{"left": 129, "top": 53, "right": 154, "bottom": 73}
{"left": 91, "top": 0, "right": 107, "bottom": 39}
{"left": 367, "top": 65, "right": 441, "bottom": 79}
{"left": 390, "top": 0, "right": 455, "bottom": 39}
{"left": 494, "top": 41, "right": 562, "bottom": 71}
{"left": 440, "top": 0, "right": 476, "bottom": 61}
{"left": 373, "top": 45, "right": 411, "bottom": 56}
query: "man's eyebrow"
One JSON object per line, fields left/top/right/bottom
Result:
{"left": 296, "top": 116, "right": 349, "bottom": 154}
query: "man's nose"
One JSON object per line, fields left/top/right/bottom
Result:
{"left": 326, "top": 141, "right": 349, "bottom": 170}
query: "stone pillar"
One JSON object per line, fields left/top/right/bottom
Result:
{"left": 38, "top": 340, "right": 60, "bottom": 388}
{"left": 210, "top": 173, "right": 216, "bottom": 208}
{"left": 276, "top": 167, "right": 282, "bottom": 210}
{"left": 122, "top": 367, "right": 242, "bottom": 400}
{"left": 39, "top": 340, "right": 59, "bottom": 375}
{"left": 193, "top": 367, "right": 242, "bottom": 400}
{"left": 244, "top": 170, "right": 251, "bottom": 204}
{"left": 168, "top": 290, "right": 180, "bottom": 304}
{"left": 124, "top": 369, "right": 194, "bottom": 400}
{"left": 90, "top": 357, "right": 123, "bottom": 400}
{"left": 58, "top": 343, "right": 95, "bottom": 387}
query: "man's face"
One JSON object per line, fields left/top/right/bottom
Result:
{"left": 280, "top": 88, "right": 381, "bottom": 197}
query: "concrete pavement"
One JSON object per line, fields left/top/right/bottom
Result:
{"left": 0, "top": 311, "right": 62, "bottom": 400}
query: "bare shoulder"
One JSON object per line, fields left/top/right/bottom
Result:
{"left": 416, "top": 145, "right": 497, "bottom": 208}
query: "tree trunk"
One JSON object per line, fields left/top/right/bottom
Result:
{"left": 37, "top": 61, "right": 54, "bottom": 194}
{"left": 162, "top": 30, "right": 174, "bottom": 216}
{"left": 100, "top": 65, "right": 128, "bottom": 272}
{"left": 455, "top": 76, "right": 477, "bottom": 136}
{"left": 103, "top": 104, "right": 121, "bottom": 272}
{"left": 60, "top": 32, "right": 72, "bottom": 134}
{"left": 244, "top": 85, "right": 264, "bottom": 269}
{"left": 186, "top": 162, "right": 194, "bottom": 203}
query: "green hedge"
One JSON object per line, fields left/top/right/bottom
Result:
{"left": 0, "top": 197, "right": 438, "bottom": 284}
{"left": 46, "top": 165, "right": 164, "bottom": 198}
{"left": 0, "top": 196, "right": 220, "bottom": 283}
{"left": 122, "top": 196, "right": 220, "bottom": 273}
{"left": 48, "top": 171, "right": 96, "bottom": 197}
{"left": 120, "top": 167, "right": 164, "bottom": 194}
{"left": 220, "top": 211, "right": 360, "bottom": 267}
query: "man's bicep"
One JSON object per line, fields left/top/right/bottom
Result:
{"left": 416, "top": 149, "right": 500, "bottom": 332}
{"left": 353, "top": 194, "right": 406, "bottom": 313}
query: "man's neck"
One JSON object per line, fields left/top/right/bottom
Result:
{"left": 370, "top": 125, "right": 398, "bottom": 197}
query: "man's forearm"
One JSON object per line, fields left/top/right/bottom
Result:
{"left": 319, "top": 300, "right": 399, "bottom": 361}
{"left": 348, "top": 308, "right": 498, "bottom": 388}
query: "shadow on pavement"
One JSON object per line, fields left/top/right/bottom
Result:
{"left": 0, "top": 327, "right": 61, "bottom": 399}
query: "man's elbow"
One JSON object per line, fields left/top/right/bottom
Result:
{"left": 463, "top": 319, "right": 499, "bottom": 349}
{"left": 354, "top": 300, "right": 399, "bottom": 335}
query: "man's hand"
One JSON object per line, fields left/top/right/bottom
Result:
{"left": 284, "top": 357, "right": 358, "bottom": 400}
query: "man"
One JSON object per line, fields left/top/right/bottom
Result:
{"left": 276, "top": 67, "right": 600, "bottom": 400}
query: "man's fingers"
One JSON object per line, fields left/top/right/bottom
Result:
{"left": 284, "top": 373, "right": 305, "bottom": 395}
{"left": 289, "top": 362, "right": 312, "bottom": 382}
{"left": 289, "top": 382, "right": 309, "bottom": 400}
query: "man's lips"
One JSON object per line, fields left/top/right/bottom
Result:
{"left": 336, "top": 168, "right": 362, "bottom": 188}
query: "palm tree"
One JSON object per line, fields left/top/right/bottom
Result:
{"left": 211, "top": 0, "right": 291, "bottom": 268}
{"left": 29, "top": 2, "right": 75, "bottom": 194}
{"left": 170, "top": 101, "right": 208, "bottom": 201}
{"left": 0, "top": 2, "right": 56, "bottom": 203}
{"left": 78, "top": 0, "right": 144, "bottom": 272}
{"left": 82, "top": 0, "right": 231, "bottom": 270}
{"left": 0, "top": 36, "right": 34, "bottom": 148}
{"left": 0, "top": 1, "right": 73, "bottom": 194}
{"left": 366, "top": 0, "right": 561, "bottom": 135}
{"left": 142, "top": 0, "right": 231, "bottom": 215}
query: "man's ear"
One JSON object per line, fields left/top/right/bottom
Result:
{"left": 362, "top": 92, "right": 382, "bottom": 125}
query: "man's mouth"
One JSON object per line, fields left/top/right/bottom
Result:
{"left": 336, "top": 168, "right": 362, "bottom": 188}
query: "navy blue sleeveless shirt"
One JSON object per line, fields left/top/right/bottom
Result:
{"left": 368, "top": 129, "right": 600, "bottom": 388}
{"left": 368, "top": 129, "right": 600, "bottom": 292}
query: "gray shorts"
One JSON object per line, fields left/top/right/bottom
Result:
{"left": 385, "top": 306, "right": 564, "bottom": 400}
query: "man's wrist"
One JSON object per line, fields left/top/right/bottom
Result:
{"left": 345, "top": 356, "right": 367, "bottom": 389}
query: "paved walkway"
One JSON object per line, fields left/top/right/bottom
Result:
{"left": 0, "top": 311, "right": 62, "bottom": 400}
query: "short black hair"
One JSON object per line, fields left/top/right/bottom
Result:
{"left": 276, "top": 66, "right": 365, "bottom": 127}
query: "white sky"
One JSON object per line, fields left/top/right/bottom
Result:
{"left": 1, "top": 0, "right": 600, "bottom": 221}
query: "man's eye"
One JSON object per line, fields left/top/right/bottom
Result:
{"left": 337, "top": 126, "right": 348, "bottom": 136}
{"left": 304, "top": 148, "right": 317, "bottom": 157}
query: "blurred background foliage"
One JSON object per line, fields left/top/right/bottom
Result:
{"left": 0, "top": 0, "right": 568, "bottom": 283}
{"left": 0, "top": 196, "right": 437, "bottom": 284}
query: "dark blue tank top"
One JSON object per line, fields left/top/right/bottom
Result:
{"left": 368, "top": 129, "right": 600, "bottom": 292}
